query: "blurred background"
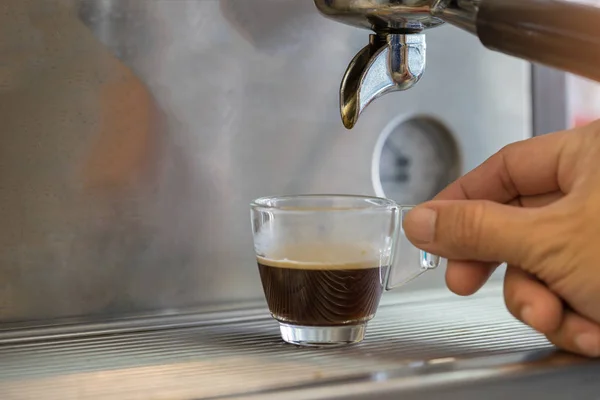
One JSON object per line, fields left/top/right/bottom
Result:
{"left": 569, "top": 74, "right": 600, "bottom": 127}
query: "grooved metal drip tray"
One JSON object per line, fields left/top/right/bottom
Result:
{"left": 0, "top": 286, "right": 599, "bottom": 400}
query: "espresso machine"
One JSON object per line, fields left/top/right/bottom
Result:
{"left": 0, "top": 0, "right": 597, "bottom": 399}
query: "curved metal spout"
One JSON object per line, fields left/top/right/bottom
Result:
{"left": 341, "top": 34, "right": 426, "bottom": 129}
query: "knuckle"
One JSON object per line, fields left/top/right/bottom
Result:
{"left": 543, "top": 333, "right": 564, "bottom": 352}
{"left": 545, "top": 326, "right": 600, "bottom": 358}
{"left": 497, "top": 141, "right": 518, "bottom": 157}
{"left": 449, "top": 202, "right": 486, "bottom": 254}
{"left": 503, "top": 288, "right": 520, "bottom": 321}
{"left": 527, "top": 207, "right": 577, "bottom": 259}
{"left": 522, "top": 208, "right": 582, "bottom": 284}
{"left": 496, "top": 147, "right": 520, "bottom": 199}
{"left": 583, "top": 118, "right": 600, "bottom": 133}
{"left": 502, "top": 268, "right": 525, "bottom": 319}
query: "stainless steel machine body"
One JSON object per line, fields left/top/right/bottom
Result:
{"left": 0, "top": 0, "right": 597, "bottom": 399}
{"left": 0, "top": 0, "right": 537, "bottom": 323}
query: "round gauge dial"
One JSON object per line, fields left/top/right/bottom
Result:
{"left": 374, "top": 117, "right": 460, "bottom": 204}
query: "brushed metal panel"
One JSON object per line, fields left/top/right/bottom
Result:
{"left": 0, "top": 0, "right": 531, "bottom": 322}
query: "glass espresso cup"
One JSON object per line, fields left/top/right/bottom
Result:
{"left": 250, "top": 195, "right": 441, "bottom": 347}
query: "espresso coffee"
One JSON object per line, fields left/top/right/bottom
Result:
{"left": 257, "top": 248, "right": 387, "bottom": 326}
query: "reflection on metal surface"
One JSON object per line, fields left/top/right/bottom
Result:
{"left": 2, "top": 287, "right": 585, "bottom": 400}
{"left": 314, "top": 0, "right": 445, "bottom": 32}
{"left": 0, "top": 0, "right": 531, "bottom": 324}
{"left": 341, "top": 34, "right": 426, "bottom": 129}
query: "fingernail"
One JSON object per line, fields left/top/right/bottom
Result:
{"left": 575, "top": 334, "right": 600, "bottom": 357}
{"left": 521, "top": 306, "right": 534, "bottom": 327}
{"left": 405, "top": 207, "right": 437, "bottom": 244}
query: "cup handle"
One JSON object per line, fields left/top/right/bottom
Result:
{"left": 384, "top": 205, "right": 441, "bottom": 291}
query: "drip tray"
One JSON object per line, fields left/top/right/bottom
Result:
{"left": 0, "top": 286, "right": 599, "bottom": 400}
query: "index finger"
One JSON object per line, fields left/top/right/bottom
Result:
{"left": 435, "top": 129, "right": 574, "bottom": 203}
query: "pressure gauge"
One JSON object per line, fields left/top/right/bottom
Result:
{"left": 373, "top": 117, "right": 460, "bottom": 204}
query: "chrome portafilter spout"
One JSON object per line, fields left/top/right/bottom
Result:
{"left": 315, "top": 0, "right": 442, "bottom": 129}
{"left": 341, "top": 33, "right": 425, "bottom": 129}
{"left": 315, "top": 0, "right": 600, "bottom": 129}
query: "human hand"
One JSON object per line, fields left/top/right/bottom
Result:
{"left": 403, "top": 121, "right": 600, "bottom": 357}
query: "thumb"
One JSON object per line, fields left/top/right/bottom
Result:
{"left": 403, "top": 200, "right": 540, "bottom": 265}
